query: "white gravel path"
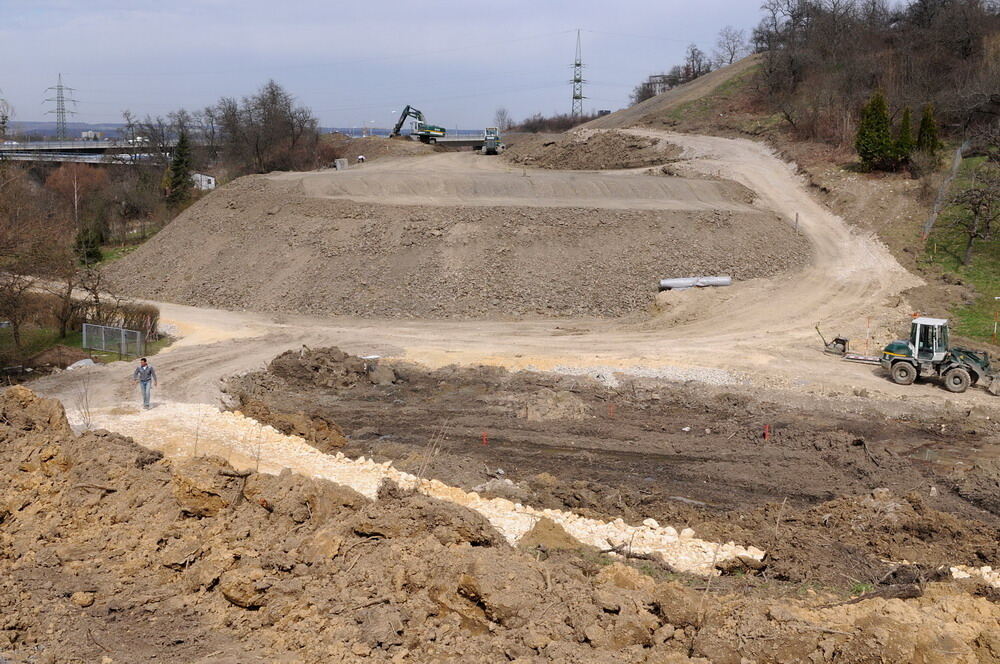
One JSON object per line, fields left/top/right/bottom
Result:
{"left": 73, "top": 401, "right": 765, "bottom": 576}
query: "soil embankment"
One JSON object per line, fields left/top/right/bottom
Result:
{"left": 503, "top": 129, "right": 681, "bottom": 170}
{"left": 103, "top": 166, "right": 807, "bottom": 319}
{"left": 324, "top": 133, "right": 438, "bottom": 164}
{"left": 3, "top": 385, "right": 999, "bottom": 663}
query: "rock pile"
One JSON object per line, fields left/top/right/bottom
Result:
{"left": 504, "top": 129, "right": 681, "bottom": 170}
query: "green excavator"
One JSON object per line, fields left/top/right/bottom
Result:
{"left": 880, "top": 317, "right": 1000, "bottom": 395}
{"left": 389, "top": 105, "right": 446, "bottom": 144}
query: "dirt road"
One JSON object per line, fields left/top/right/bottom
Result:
{"left": 39, "top": 129, "right": 964, "bottom": 413}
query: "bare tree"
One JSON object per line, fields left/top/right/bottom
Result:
{"left": 630, "top": 81, "right": 657, "bottom": 106}
{"left": 44, "top": 163, "right": 109, "bottom": 231}
{"left": 194, "top": 106, "right": 220, "bottom": 161}
{"left": 948, "top": 161, "right": 1000, "bottom": 265}
{"left": 38, "top": 239, "right": 81, "bottom": 340}
{"left": 683, "top": 44, "right": 712, "bottom": 81}
{"left": 215, "top": 80, "right": 320, "bottom": 174}
{"left": 0, "top": 97, "right": 11, "bottom": 138}
{"left": 493, "top": 107, "right": 512, "bottom": 131}
{"left": 0, "top": 162, "right": 46, "bottom": 358}
{"left": 0, "top": 272, "right": 34, "bottom": 356}
{"left": 714, "top": 26, "right": 749, "bottom": 66}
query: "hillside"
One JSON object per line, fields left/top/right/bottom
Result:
{"left": 582, "top": 55, "right": 763, "bottom": 131}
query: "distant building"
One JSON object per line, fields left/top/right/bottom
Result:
{"left": 597, "top": 110, "right": 611, "bottom": 116}
{"left": 81, "top": 130, "right": 104, "bottom": 140}
{"left": 191, "top": 173, "right": 216, "bottom": 191}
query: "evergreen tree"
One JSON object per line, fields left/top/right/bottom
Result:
{"left": 894, "top": 106, "right": 914, "bottom": 165}
{"left": 916, "top": 104, "right": 940, "bottom": 154}
{"left": 74, "top": 225, "right": 103, "bottom": 265}
{"left": 855, "top": 90, "right": 894, "bottom": 171}
{"left": 166, "top": 129, "right": 193, "bottom": 206}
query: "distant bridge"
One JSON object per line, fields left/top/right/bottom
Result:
{"left": 0, "top": 139, "right": 184, "bottom": 164}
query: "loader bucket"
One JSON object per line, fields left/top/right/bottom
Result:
{"left": 988, "top": 378, "right": 1000, "bottom": 396}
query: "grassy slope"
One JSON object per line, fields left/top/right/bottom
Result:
{"left": 925, "top": 156, "right": 999, "bottom": 341}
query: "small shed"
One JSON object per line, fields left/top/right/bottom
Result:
{"left": 191, "top": 173, "right": 217, "bottom": 191}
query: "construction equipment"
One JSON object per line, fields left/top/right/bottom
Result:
{"left": 389, "top": 105, "right": 446, "bottom": 144}
{"left": 660, "top": 276, "right": 732, "bottom": 291}
{"left": 480, "top": 127, "right": 504, "bottom": 155}
{"left": 880, "top": 317, "right": 1000, "bottom": 395}
{"left": 816, "top": 326, "right": 851, "bottom": 356}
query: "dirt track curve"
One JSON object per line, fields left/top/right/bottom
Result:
{"left": 30, "top": 127, "right": 1000, "bottom": 598}
{"left": 54, "top": 129, "right": 935, "bottom": 407}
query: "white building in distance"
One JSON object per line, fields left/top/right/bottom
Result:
{"left": 191, "top": 173, "right": 216, "bottom": 191}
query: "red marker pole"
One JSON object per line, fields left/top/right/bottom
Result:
{"left": 481, "top": 431, "right": 488, "bottom": 446}
{"left": 763, "top": 424, "right": 771, "bottom": 441}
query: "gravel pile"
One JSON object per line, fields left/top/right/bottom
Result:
{"left": 504, "top": 129, "right": 681, "bottom": 170}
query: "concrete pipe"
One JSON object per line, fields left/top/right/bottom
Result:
{"left": 658, "top": 276, "right": 732, "bottom": 291}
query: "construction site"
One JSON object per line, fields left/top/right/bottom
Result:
{"left": 3, "top": 46, "right": 1000, "bottom": 663}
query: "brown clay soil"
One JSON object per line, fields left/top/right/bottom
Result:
{"left": 324, "top": 133, "right": 438, "bottom": 163}
{"left": 225, "top": 347, "right": 1000, "bottom": 591}
{"left": 503, "top": 130, "right": 682, "bottom": 170}
{"left": 102, "top": 167, "right": 806, "bottom": 319}
{"left": 4, "top": 385, "right": 1000, "bottom": 664}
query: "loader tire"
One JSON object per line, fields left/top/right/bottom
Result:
{"left": 890, "top": 362, "right": 917, "bottom": 386}
{"left": 943, "top": 367, "right": 971, "bottom": 393}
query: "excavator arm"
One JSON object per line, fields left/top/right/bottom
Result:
{"left": 390, "top": 105, "right": 424, "bottom": 137}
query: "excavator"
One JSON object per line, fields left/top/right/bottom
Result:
{"left": 389, "top": 105, "right": 446, "bottom": 144}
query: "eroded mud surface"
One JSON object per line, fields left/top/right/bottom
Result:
{"left": 225, "top": 348, "right": 1000, "bottom": 589}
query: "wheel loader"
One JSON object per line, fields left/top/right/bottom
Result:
{"left": 880, "top": 317, "right": 1000, "bottom": 395}
{"left": 480, "top": 127, "right": 504, "bottom": 155}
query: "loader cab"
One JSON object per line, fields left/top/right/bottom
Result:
{"left": 910, "top": 317, "right": 949, "bottom": 362}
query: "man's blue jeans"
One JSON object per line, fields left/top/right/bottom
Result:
{"left": 139, "top": 380, "right": 152, "bottom": 408}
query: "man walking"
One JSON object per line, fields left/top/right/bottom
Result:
{"left": 133, "top": 357, "right": 158, "bottom": 409}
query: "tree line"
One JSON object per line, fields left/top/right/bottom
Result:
{"left": 630, "top": 27, "right": 751, "bottom": 105}
{"left": 0, "top": 80, "right": 325, "bottom": 364}
{"left": 753, "top": 0, "right": 999, "bottom": 143}
{"left": 121, "top": 79, "right": 322, "bottom": 179}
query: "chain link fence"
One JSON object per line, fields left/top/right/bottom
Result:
{"left": 82, "top": 323, "right": 145, "bottom": 357}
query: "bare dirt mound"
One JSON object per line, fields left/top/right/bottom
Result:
{"left": 103, "top": 174, "right": 807, "bottom": 319}
{"left": 324, "top": 133, "right": 436, "bottom": 163}
{"left": 3, "top": 385, "right": 998, "bottom": 663}
{"left": 503, "top": 129, "right": 681, "bottom": 170}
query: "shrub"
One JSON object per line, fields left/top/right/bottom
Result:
{"left": 856, "top": 90, "right": 895, "bottom": 171}
{"left": 916, "top": 104, "right": 940, "bottom": 154}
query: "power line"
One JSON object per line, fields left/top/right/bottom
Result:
{"left": 44, "top": 73, "right": 77, "bottom": 139}
{"left": 571, "top": 29, "right": 585, "bottom": 118}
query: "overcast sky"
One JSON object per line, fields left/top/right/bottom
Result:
{"left": 2, "top": 1, "right": 764, "bottom": 129}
